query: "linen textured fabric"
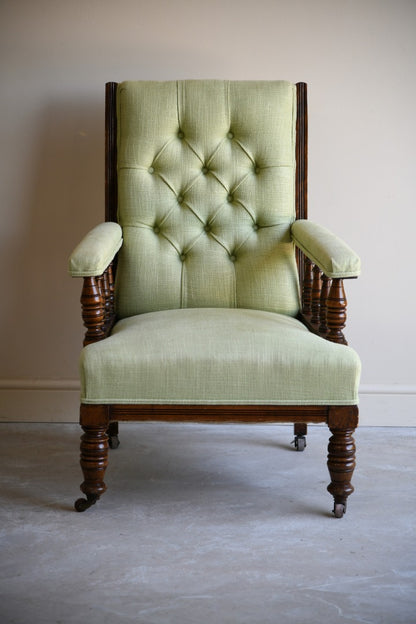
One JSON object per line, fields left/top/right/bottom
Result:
{"left": 69, "top": 223, "right": 123, "bottom": 277}
{"left": 115, "top": 80, "right": 300, "bottom": 318}
{"left": 80, "top": 308, "right": 361, "bottom": 405}
{"left": 291, "top": 220, "right": 361, "bottom": 278}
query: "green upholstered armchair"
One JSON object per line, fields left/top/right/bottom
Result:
{"left": 69, "top": 81, "right": 361, "bottom": 517}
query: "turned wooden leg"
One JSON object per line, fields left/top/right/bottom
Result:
{"left": 75, "top": 405, "right": 109, "bottom": 512}
{"left": 326, "top": 406, "right": 359, "bottom": 517}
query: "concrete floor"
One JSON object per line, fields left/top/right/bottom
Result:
{"left": 0, "top": 423, "right": 415, "bottom": 624}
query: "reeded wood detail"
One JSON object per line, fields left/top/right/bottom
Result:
{"left": 311, "top": 265, "right": 322, "bottom": 325}
{"left": 102, "top": 262, "right": 116, "bottom": 333}
{"left": 106, "top": 262, "right": 116, "bottom": 332}
{"left": 319, "top": 275, "right": 331, "bottom": 335}
{"left": 295, "top": 82, "right": 308, "bottom": 223}
{"left": 327, "top": 427, "right": 356, "bottom": 514}
{"left": 295, "top": 83, "right": 308, "bottom": 288}
{"left": 327, "top": 278, "right": 348, "bottom": 345}
{"left": 105, "top": 82, "right": 118, "bottom": 223}
{"left": 101, "top": 271, "right": 110, "bottom": 329}
{"left": 302, "top": 257, "right": 313, "bottom": 315}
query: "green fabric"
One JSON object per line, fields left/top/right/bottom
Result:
{"left": 69, "top": 223, "right": 123, "bottom": 277}
{"left": 80, "top": 308, "right": 361, "bottom": 405}
{"left": 115, "top": 80, "right": 300, "bottom": 318}
{"left": 291, "top": 220, "right": 361, "bottom": 278}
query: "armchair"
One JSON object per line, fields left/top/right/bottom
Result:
{"left": 69, "top": 80, "right": 361, "bottom": 517}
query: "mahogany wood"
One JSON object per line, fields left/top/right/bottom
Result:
{"left": 327, "top": 278, "right": 348, "bottom": 345}
{"left": 295, "top": 82, "right": 307, "bottom": 288}
{"left": 294, "top": 422, "right": 308, "bottom": 436}
{"left": 295, "top": 82, "right": 307, "bottom": 221}
{"left": 311, "top": 264, "right": 322, "bottom": 326}
{"left": 106, "top": 262, "right": 116, "bottom": 331}
{"left": 100, "top": 271, "right": 110, "bottom": 330}
{"left": 105, "top": 82, "right": 118, "bottom": 223}
{"left": 327, "top": 427, "right": 356, "bottom": 513}
{"left": 76, "top": 423, "right": 109, "bottom": 509}
{"left": 298, "top": 259, "right": 352, "bottom": 345}
{"left": 109, "top": 404, "right": 328, "bottom": 424}
{"left": 319, "top": 275, "right": 331, "bottom": 335}
{"left": 302, "top": 256, "right": 313, "bottom": 316}
{"left": 327, "top": 405, "right": 359, "bottom": 430}
{"left": 76, "top": 403, "right": 358, "bottom": 514}
{"left": 80, "top": 265, "right": 116, "bottom": 346}
{"left": 81, "top": 276, "right": 105, "bottom": 346}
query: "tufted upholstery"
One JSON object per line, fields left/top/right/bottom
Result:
{"left": 115, "top": 80, "right": 300, "bottom": 318}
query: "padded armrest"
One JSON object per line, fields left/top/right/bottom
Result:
{"left": 291, "top": 220, "right": 361, "bottom": 278}
{"left": 69, "top": 222, "right": 123, "bottom": 277}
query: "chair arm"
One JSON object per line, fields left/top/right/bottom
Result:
{"left": 291, "top": 220, "right": 360, "bottom": 278}
{"left": 68, "top": 222, "right": 123, "bottom": 277}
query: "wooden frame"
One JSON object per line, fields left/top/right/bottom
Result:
{"left": 75, "top": 82, "right": 359, "bottom": 518}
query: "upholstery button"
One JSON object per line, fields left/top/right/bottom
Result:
{"left": 202, "top": 166, "right": 209, "bottom": 174}
{"left": 227, "top": 194, "right": 233, "bottom": 203}
{"left": 230, "top": 255, "right": 236, "bottom": 262}
{"left": 204, "top": 224, "right": 211, "bottom": 232}
{"left": 153, "top": 226, "right": 160, "bottom": 234}
{"left": 178, "top": 130, "right": 184, "bottom": 139}
{"left": 254, "top": 166, "right": 261, "bottom": 174}
{"left": 253, "top": 223, "right": 259, "bottom": 231}
{"left": 177, "top": 195, "right": 184, "bottom": 204}
{"left": 148, "top": 166, "right": 154, "bottom": 174}
{"left": 227, "top": 131, "right": 234, "bottom": 139}
{"left": 180, "top": 253, "right": 186, "bottom": 261}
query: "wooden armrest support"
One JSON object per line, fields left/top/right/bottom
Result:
{"left": 81, "top": 262, "right": 116, "bottom": 346}
{"left": 298, "top": 256, "right": 355, "bottom": 345}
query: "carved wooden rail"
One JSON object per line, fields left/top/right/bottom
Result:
{"left": 299, "top": 256, "right": 348, "bottom": 345}
{"left": 81, "top": 262, "right": 116, "bottom": 346}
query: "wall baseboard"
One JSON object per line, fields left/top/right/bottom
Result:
{"left": 0, "top": 381, "right": 414, "bottom": 426}
{"left": 358, "top": 385, "right": 415, "bottom": 427}
{"left": 0, "top": 380, "right": 80, "bottom": 423}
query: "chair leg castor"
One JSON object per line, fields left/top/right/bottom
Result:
{"left": 74, "top": 495, "right": 98, "bottom": 512}
{"left": 291, "top": 434, "right": 307, "bottom": 451}
{"left": 107, "top": 422, "right": 120, "bottom": 449}
{"left": 333, "top": 502, "right": 347, "bottom": 518}
{"left": 108, "top": 435, "right": 120, "bottom": 449}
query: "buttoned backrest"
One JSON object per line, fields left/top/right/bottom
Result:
{"left": 115, "top": 80, "right": 300, "bottom": 318}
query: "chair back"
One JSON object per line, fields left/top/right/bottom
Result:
{"left": 115, "top": 80, "right": 300, "bottom": 318}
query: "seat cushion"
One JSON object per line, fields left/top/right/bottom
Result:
{"left": 80, "top": 308, "right": 360, "bottom": 406}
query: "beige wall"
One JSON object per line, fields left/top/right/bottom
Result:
{"left": 1, "top": 0, "right": 415, "bottom": 423}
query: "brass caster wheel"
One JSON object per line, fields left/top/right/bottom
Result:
{"left": 291, "top": 435, "right": 306, "bottom": 451}
{"left": 74, "top": 496, "right": 97, "bottom": 512}
{"left": 333, "top": 503, "right": 347, "bottom": 518}
{"left": 108, "top": 435, "right": 120, "bottom": 449}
